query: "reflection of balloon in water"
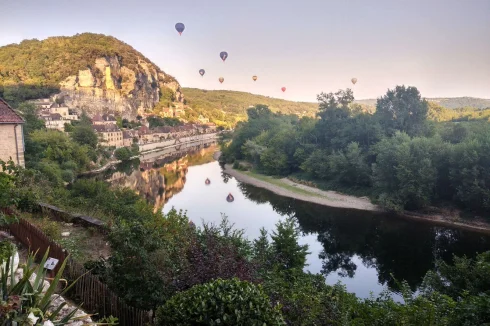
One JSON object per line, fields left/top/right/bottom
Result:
{"left": 219, "top": 77, "right": 224, "bottom": 84}
{"left": 281, "top": 87, "right": 286, "bottom": 92}
{"left": 199, "top": 69, "right": 205, "bottom": 77}
{"left": 220, "top": 51, "right": 228, "bottom": 62}
{"left": 175, "top": 23, "right": 185, "bottom": 35}
{"left": 351, "top": 78, "right": 358, "bottom": 85}
{"left": 252, "top": 75, "right": 257, "bottom": 81}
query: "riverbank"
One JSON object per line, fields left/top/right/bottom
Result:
{"left": 223, "top": 164, "right": 381, "bottom": 212}
{"left": 222, "top": 161, "right": 490, "bottom": 234}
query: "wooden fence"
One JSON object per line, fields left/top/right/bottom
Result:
{"left": 3, "top": 217, "right": 152, "bottom": 326}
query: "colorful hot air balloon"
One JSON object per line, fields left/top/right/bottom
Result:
{"left": 175, "top": 23, "right": 185, "bottom": 35}
{"left": 351, "top": 78, "right": 358, "bottom": 85}
{"left": 252, "top": 75, "right": 258, "bottom": 81}
{"left": 199, "top": 69, "right": 205, "bottom": 77}
{"left": 281, "top": 87, "right": 286, "bottom": 92}
{"left": 219, "top": 77, "right": 224, "bottom": 84}
{"left": 220, "top": 51, "right": 228, "bottom": 62}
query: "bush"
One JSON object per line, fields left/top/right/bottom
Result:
{"left": 114, "top": 147, "right": 132, "bottom": 161}
{"left": 37, "top": 219, "right": 61, "bottom": 240}
{"left": 155, "top": 278, "right": 285, "bottom": 326}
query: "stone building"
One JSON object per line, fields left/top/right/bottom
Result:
{"left": 0, "top": 99, "right": 25, "bottom": 167}
{"left": 43, "top": 113, "right": 66, "bottom": 131}
{"left": 92, "top": 113, "right": 117, "bottom": 125}
{"left": 93, "top": 124, "right": 124, "bottom": 148}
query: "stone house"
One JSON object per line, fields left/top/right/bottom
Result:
{"left": 93, "top": 124, "right": 124, "bottom": 148}
{"left": 92, "top": 113, "right": 117, "bottom": 125}
{"left": 123, "top": 130, "right": 138, "bottom": 147}
{"left": 0, "top": 98, "right": 25, "bottom": 167}
{"left": 43, "top": 113, "right": 66, "bottom": 131}
{"left": 49, "top": 103, "right": 78, "bottom": 120}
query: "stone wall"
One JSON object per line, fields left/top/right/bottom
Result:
{"left": 138, "top": 133, "right": 218, "bottom": 153}
{"left": 0, "top": 123, "right": 24, "bottom": 167}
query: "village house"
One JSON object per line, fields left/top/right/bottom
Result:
{"left": 30, "top": 98, "right": 53, "bottom": 109}
{"left": 49, "top": 103, "right": 78, "bottom": 120}
{"left": 92, "top": 113, "right": 117, "bottom": 126}
{"left": 0, "top": 99, "right": 25, "bottom": 167}
{"left": 123, "top": 130, "right": 139, "bottom": 147}
{"left": 93, "top": 124, "right": 124, "bottom": 148}
{"left": 43, "top": 113, "right": 66, "bottom": 131}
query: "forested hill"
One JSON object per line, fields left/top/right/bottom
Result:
{"left": 356, "top": 97, "right": 490, "bottom": 110}
{"left": 183, "top": 88, "right": 490, "bottom": 126}
{"left": 183, "top": 88, "right": 318, "bottom": 119}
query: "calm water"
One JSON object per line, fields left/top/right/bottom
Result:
{"left": 106, "top": 144, "right": 490, "bottom": 298}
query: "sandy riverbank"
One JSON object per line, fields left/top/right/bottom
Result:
{"left": 223, "top": 164, "right": 381, "bottom": 212}
{"left": 221, "top": 158, "right": 490, "bottom": 234}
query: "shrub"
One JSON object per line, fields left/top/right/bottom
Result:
{"left": 114, "top": 147, "right": 132, "bottom": 161}
{"left": 155, "top": 278, "right": 285, "bottom": 326}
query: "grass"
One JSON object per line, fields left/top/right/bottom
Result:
{"left": 239, "top": 170, "right": 330, "bottom": 198}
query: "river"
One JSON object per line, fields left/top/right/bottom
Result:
{"left": 103, "top": 142, "right": 490, "bottom": 299}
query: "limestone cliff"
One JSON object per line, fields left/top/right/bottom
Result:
{"left": 59, "top": 56, "right": 184, "bottom": 119}
{"left": 0, "top": 33, "right": 184, "bottom": 119}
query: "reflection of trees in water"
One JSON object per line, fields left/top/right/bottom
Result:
{"left": 235, "top": 181, "right": 490, "bottom": 292}
{"left": 101, "top": 144, "right": 217, "bottom": 212}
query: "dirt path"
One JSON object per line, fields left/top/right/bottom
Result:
{"left": 223, "top": 164, "right": 381, "bottom": 212}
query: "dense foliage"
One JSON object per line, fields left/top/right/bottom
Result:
{"left": 155, "top": 278, "right": 285, "bottom": 326}
{"left": 222, "top": 85, "right": 490, "bottom": 213}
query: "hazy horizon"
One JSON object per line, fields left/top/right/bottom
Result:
{"left": 1, "top": 0, "right": 489, "bottom": 102}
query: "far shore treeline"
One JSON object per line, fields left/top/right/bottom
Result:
{"left": 221, "top": 86, "right": 490, "bottom": 214}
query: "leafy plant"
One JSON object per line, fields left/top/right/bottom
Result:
{"left": 0, "top": 248, "right": 85, "bottom": 325}
{"left": 155, "top": 278, "right": 285, "bottom": 326}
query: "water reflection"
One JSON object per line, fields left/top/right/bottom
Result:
{"left": 238, "top": 183, "right": 490, "bottom": 292}
{"left": 99, "top": 141, "right": 217, "bottom": 212}
{"left": 99, "top": 149, "right": 490, "bottom": 297}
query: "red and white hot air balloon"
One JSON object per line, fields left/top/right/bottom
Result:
{"left": 219, "top": 77, "right": 224, "bottom": 84}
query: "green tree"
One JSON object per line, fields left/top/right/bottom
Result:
{"left": 114, "top": 147, "right": 132, "bottom": 161}
{"left": 375, "top": 85, "right": 429, "bottom": 136}
{"left": 71, "top": 124, "right": 98, "bottom": 148}
{"left": 271, "top": 217, "right": 309, "bottom": 271}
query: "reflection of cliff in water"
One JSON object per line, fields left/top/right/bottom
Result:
{"left": 236, "top": 182, "right": 490, "bottom": 293}
{"left": 106, "top": 142, "right": 217, "bottom": 212}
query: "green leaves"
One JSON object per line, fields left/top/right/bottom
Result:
{"left": 155, "top": 278, "right": 285, "bottom": 326}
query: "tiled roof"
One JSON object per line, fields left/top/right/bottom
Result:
{"left": 0, "top": 98, "right": 24, "bottom": 124}
{"left": 93, "top": 124, "right": 121, "bottom": 133}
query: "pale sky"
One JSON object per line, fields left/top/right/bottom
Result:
{"left": 1, "top": 0, "right": 489, "bottom": 101}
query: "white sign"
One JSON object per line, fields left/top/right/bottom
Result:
{"left": 44, "top": 257, "right": 59, "bottom": 271}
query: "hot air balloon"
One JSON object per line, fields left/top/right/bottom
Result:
{"left": 199, "top": 69, "right": 205, "bottom": 77}
{"left": 220, "top": 51, "right": 228, "bottom": 62}
{"left": 252, "top": 75, "right": 258, "bottom": 81}
{"left": 226, "top": 193, "right": 235, "bottom": 202}
{"left": 175, "top": 23, "right": 185, "bottom": 35}
{"left": 219, "top": 77, "right": 224, "bottom": 84}
{"left": 281, "top": 87, "right": 286, "bottom": 92}
{"left": 351, "top": 78, "right": 358, "bottom": 85}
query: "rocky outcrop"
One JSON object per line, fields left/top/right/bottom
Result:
{"left": 59, "top": 56, "right": 184, "bottom": 119}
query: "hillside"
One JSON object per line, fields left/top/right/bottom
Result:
{"left": 355, "top": 97, "right": 490, "bottom": 110}
{"left": 0, "top": 33, "right": 183, "bottom": 118}
{"left": 182, "top": 88, "right": 319, "bottom": 127}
